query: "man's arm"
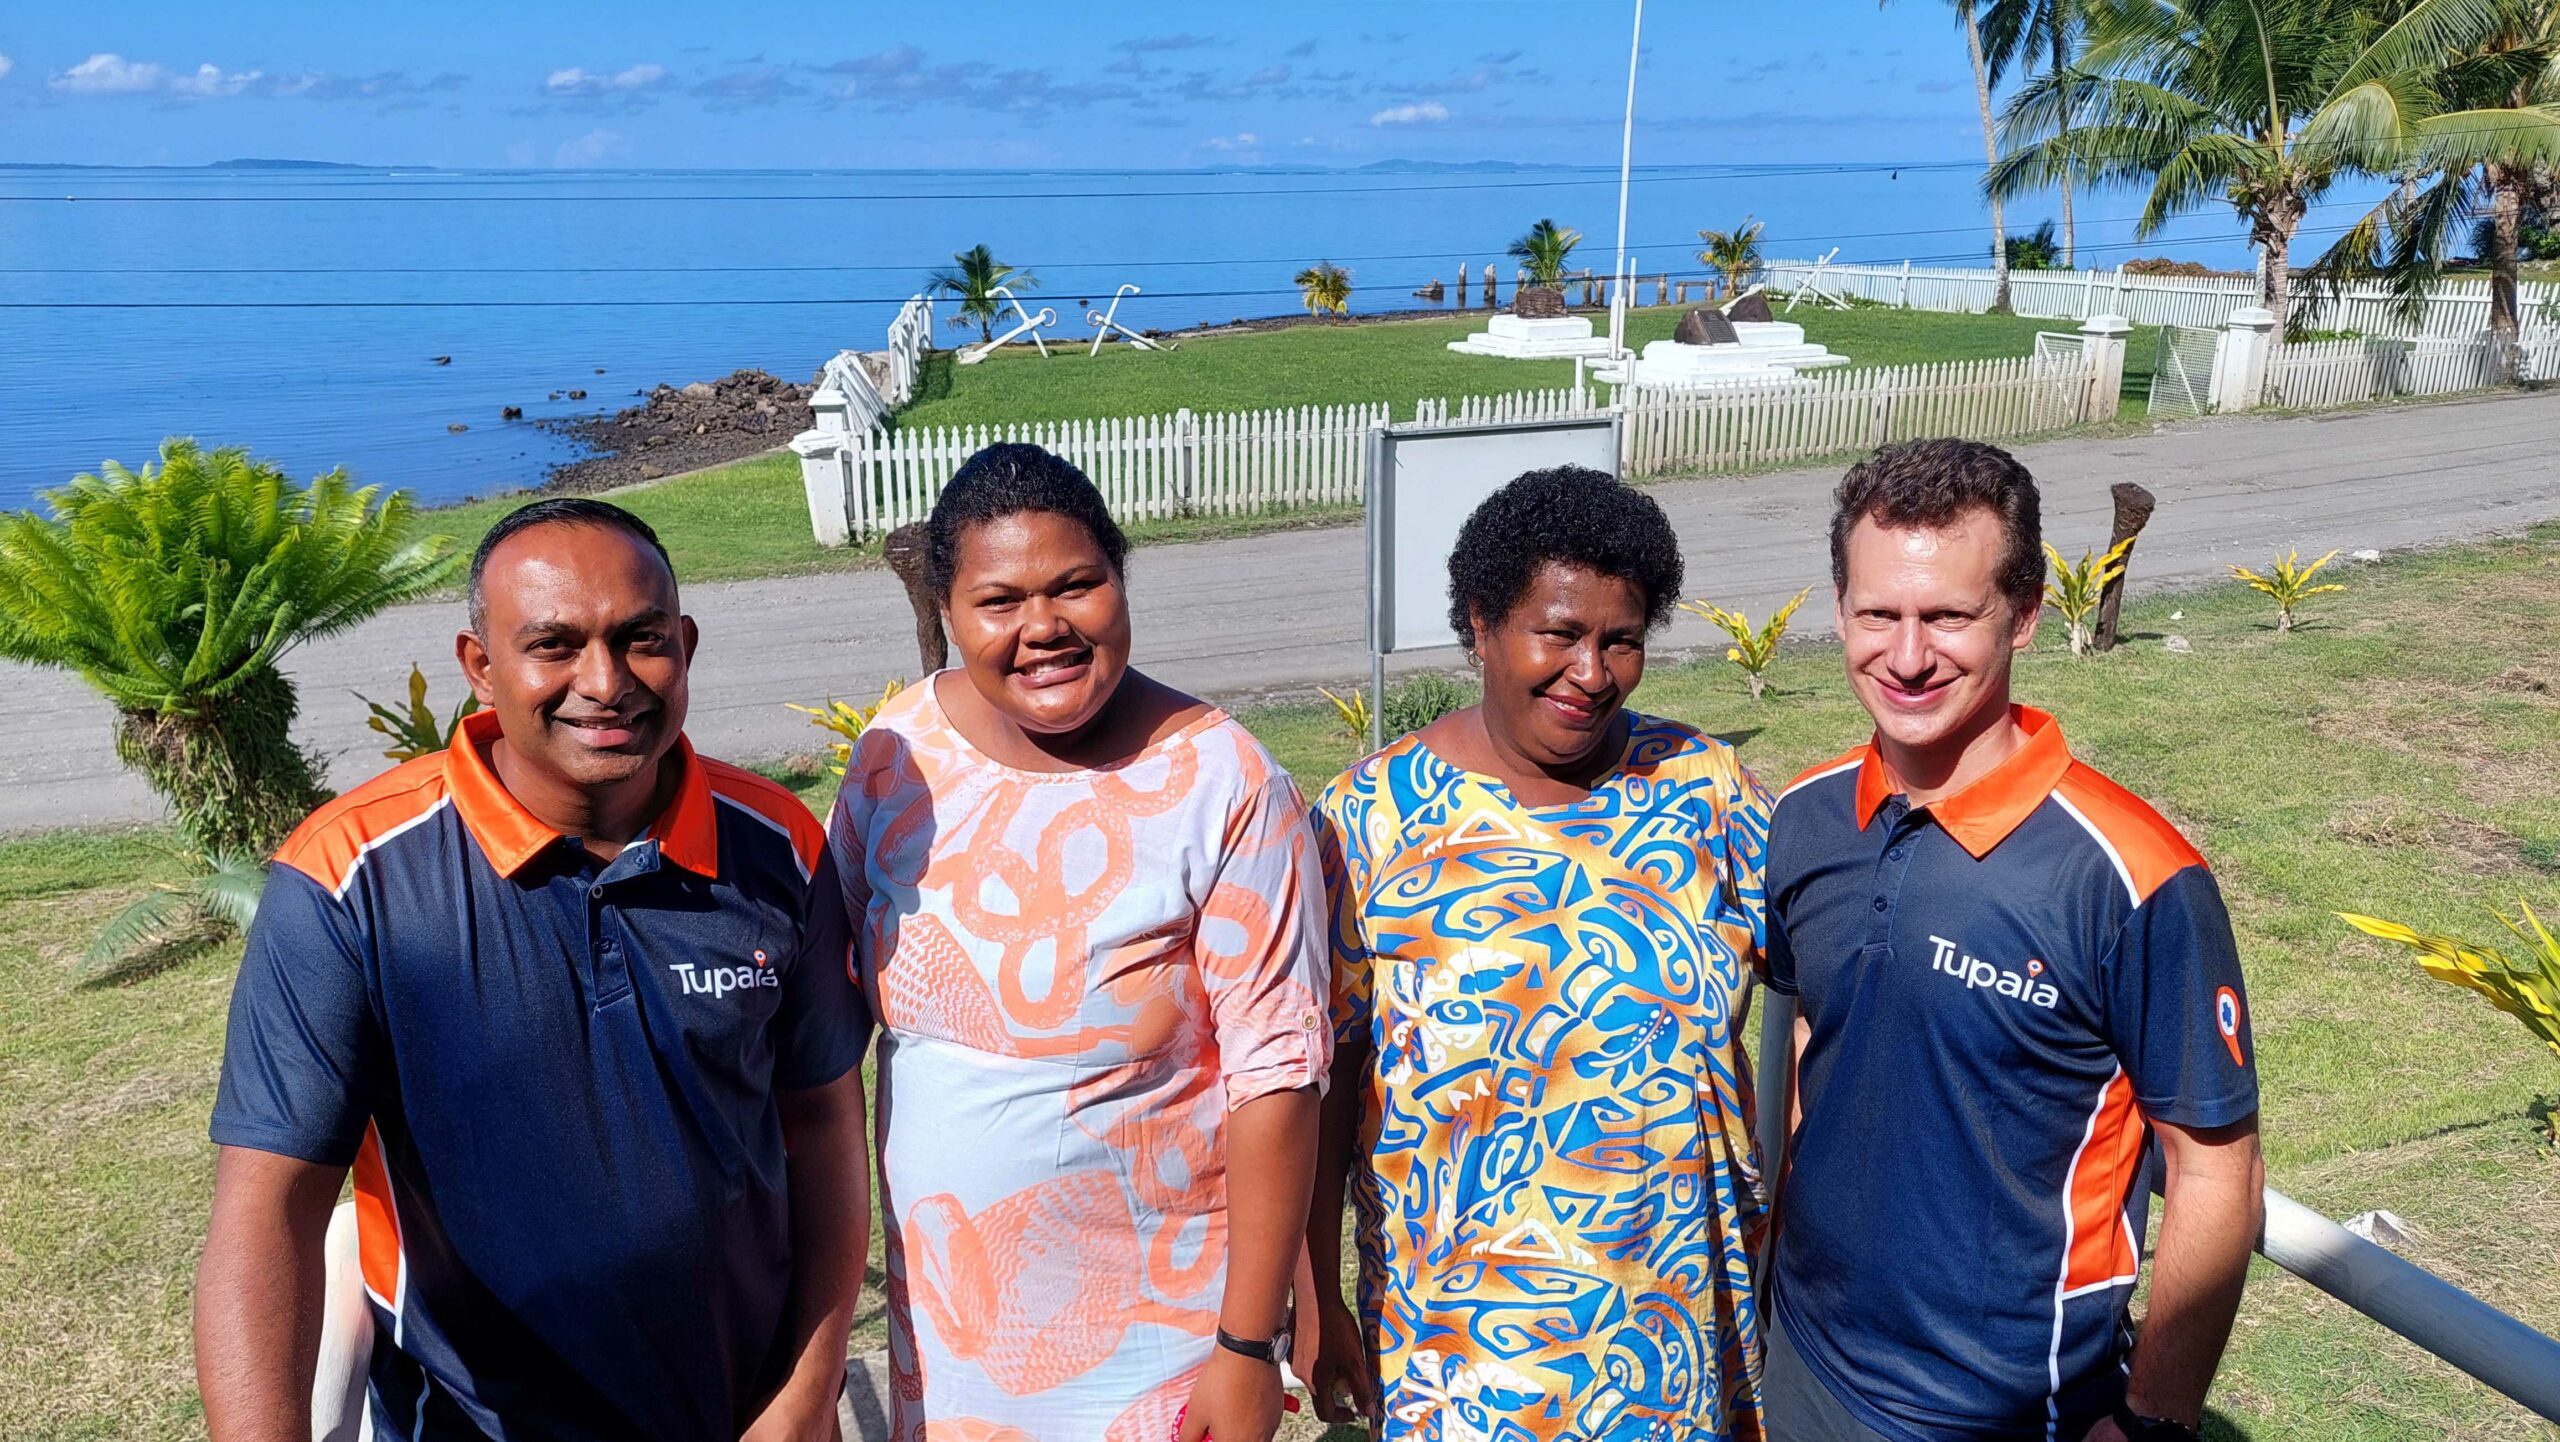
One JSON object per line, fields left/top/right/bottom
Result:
{"left": 196, "top": 1146, "right": 348, "bottom": 1442}
{"left": 743, "top": 1069, "right": 871, "bottom": 1442}
{"left": 2110, "top": 1115, "right": 2264, "bottom": 1433}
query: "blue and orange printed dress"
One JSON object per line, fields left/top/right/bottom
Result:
{"left": 1313, "top": 714, "right": 1773, "bottom": 1442}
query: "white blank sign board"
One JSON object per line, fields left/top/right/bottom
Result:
{"left": 1367, "top": 416, "right": 1622, "bottom": 655}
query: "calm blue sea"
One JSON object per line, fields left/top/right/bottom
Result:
{"left": 0, "top": 164, "right": 2274, "bottom": 511}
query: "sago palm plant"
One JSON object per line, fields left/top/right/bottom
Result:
{"left": 1507, "top": 218, "right": 1583, "bottom": 287}
{"left": 927, "top": 244, "right": 1036, "bottom": 344}
{"left": 80, "top": 849, "right": 267, "bottom": 985}
{"left": 1294, "top": 261, "right": 1354, "bottom": 318}
{"left": 1696, "top": 217, "right": 1766, "bottom": 298}
{"left": 0, "top": 440, "right": 460, "bottom": 858}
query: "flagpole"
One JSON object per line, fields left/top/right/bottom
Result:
{"left": 1610, "top": 0, "right": 1644, "bottom": 362}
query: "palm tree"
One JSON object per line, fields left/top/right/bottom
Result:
{"left": 2316, "top": 2, "right": 2560, "bottom": 343}
{"left": 1696, "top": 217, "right": 1767, "bottom": 297}
{"left": 2008, "top": 217, "right": 2066, "bottom": 268}
{"left": 1507, "top": 218, "right": 1584, "bottom": 288}
{"left": 1988, "top": 0, "right": 2481, "bottom": 337}
{"left": 80, "top": 849, "right": 266, "bottom": 983}
{"left": 0, "top": 440, "right": 460, "bottom": 858}
{"left": 1892, "top": 0, "right": 2019, "bottom": 310}
{"left": 926, "top": 244, "right": 1037, "bottom": 344}
{"left": 1294, "top": 261, "right": 1354, "bottom": 318}
{"left": 1983, "top": 0, "right": 2086, "bottom": 266}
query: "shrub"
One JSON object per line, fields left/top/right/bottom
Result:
{"left": 1382, "top": 671, "right": 1476, "bottom": 739}
{"left": 1319, "top": 685, "right": 1371, "bottom": 744}
{"left": 359, "top": 664, "right": 480, "bottom": 762}
{"left": 2042, "top": 539, "right": 2133, "bottom": 657}
{"left": 1681, "top": 587, "right": 1811, "bottom": 701}
{"left": 2341, "top": 903, "right": 2560, "bottom": 1141}
{"left": 0, "top": 440, "right": 460, "bottom": 858}
{"left": 2230, "top": 549, "right": 2344, "bottom": 634}
{"left": 786, "top": 679, "right": 905, "bottom": 777}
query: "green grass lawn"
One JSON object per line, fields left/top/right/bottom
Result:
{"left": 7, "top": 533, "right": 2554, "bottom": 1440}
{"left": 403, "top": 303, "right": 2161, "bottom": 587}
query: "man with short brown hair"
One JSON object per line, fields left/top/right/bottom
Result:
{"left": 1762, "top": 439, "right": 2265, "bottom": 1442}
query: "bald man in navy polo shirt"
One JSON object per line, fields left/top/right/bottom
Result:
{"left": 196, "top": 499, "right": 872, "bottom": 1441}
{"left": 1761, "top": 441, "right": 2265, "bottom": 1442}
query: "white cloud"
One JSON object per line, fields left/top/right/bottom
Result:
{"left": 49, "top": 52, "right": 263, "bottom": 98}
{"left": 165, "top": 63, "right": 263, "bottom": 99}
{"left": 1368, "top": 101, "right": 1449, "bottom": 126}
{"left": 52, "top": 53, "right": 166, "bottom": 94}
{"left": 0, "top": 54, "right": 15, "bottom": 82}
{"left": 554, "top": 128, "right": 627, "bottom": 167}
{"left": 1202, "top": 132, "right": 1259, "bottom": 152}
{"left": 544, "top": 63, "right": 671, "bottom": 96}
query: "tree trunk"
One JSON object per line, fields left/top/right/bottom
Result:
{"left": 2051, "top": 17, "right": 2076, "bottom": 269}
{"left": 1964, "top": 8, "right": 2012, "bottom": 313}
{"left": 979, "top": 316, "right": 993, "bottom": 344}
{"left": 2258, "top": 193, "right": 2305, "bottom": 338}
{"left": 2487, "top": 166, "right": 2522, "bottom": 344}
{"left": 2092, "top": 481, "right": 2156, "bottom": 652}
{"left": 880, "top": 523, "right": 946, "bottom": 674}
{"left": 114, "top": 665, "right": 328, "bottom": 859}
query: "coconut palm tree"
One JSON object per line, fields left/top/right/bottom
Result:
{"left": 1988, "top": 0, "right": 2489, "bottom": 337}
{"left": 927, "top": 244, "right": 1037, "bottom": 344}
{"left": 1890, "top": 0, "right": 2019, "bottom": 311}
{"left": 0, "top": 440, "right": 460, "bottom": 858}
{"left": 1507, "top": 219, "right": 1584, "bottom": 287}
{"left": 2008, "top": 217, "right": 2066, "bottom": 268}
{"left": 1294, "top": 261, "right": 1354, "bottom": 318}
{"left": 2313, "top": 1, "right": 2560, "bottom": 343}
{"left": 1696, "top": 217, "right": 1767, "bottom": 297}
{"left": 1983, "top": 0, "right": 2086, "bottom": 266}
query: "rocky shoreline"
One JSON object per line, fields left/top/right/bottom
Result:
{"left": 535, "top": 368, "right": 814, "bottom": 495}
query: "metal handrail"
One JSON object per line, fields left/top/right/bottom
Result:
{"left": 1751, "top": 991, "right": 2560, "bottom": 1423}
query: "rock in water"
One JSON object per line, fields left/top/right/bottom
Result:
{"left": 1675, "top": 309, "right": 1739, "bottom": 345}
{"left": 567, "top": 389, "right": 587, "bottom": 400}
{"left": 448, "top": 422, "right": 468, "bottom": 433}
{"left": 1413, "top": 278, "right": 1446, "bottom": 301}
{"left": 501, "top": 406, "right": 524, "bottom": 420}
{"left": 1725, "top": 290, "right": 1775, "bottom": 324}
{"left": 432, "top": 355, "right": 452, "bottom": 366}
{"left": 1511, "top": 286, "right": 1568, "bottom": 319}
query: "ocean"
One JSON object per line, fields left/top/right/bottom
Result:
{"left": 0, "top": 163, "right": 2273, "bottom": 512}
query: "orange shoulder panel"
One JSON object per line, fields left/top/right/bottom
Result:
{"left": 700, "top": 757, "right": 825, "bottom": 873}
{"left": 2055, "top": 763, "right": 2204, "bottom": 904}
{"left": 271, "top": 754, "right": 451, "bottom": 893}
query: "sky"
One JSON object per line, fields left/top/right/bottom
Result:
{"left": 0, "top": 2, "right": 2008, "bottom": 171}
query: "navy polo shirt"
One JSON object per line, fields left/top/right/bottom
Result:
{"left": 211, "top": 710, "right": 871, "bottom": 1442}
{"left": 1765, "top": 706, "right": 2257, "bottom": 1441}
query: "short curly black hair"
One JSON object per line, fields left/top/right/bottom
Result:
{"left": 1445, "top": 466, "right": 1684, "bottom": 650}
{"left": 925, "top": 443, "right": 1130, "bottom": 599}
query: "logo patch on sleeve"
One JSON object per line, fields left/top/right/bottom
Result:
{"left": 2215, "top": 986, "right": 2245, "bottom": 1067}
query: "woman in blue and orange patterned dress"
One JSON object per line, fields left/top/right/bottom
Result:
{"left": 1304, "top": 465, "right": 1774, "bottom": 1442}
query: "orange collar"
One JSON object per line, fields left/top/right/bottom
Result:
{"left": 1854, "top": 705, "right": 2073, "bottom": 858}
{"left": 442, "top": 710, "right": 720, "bottom": 879}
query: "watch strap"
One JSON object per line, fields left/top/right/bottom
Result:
{"left": 2111, "top": 1401, "right": 2201, "bottom": 1442}
{"left": 1215, "top": 1326, "right": 1288, "bottom": 1365}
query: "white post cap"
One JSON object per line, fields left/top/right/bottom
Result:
{"left": 2078, "top": 313, "right": 2134, "bottom": 337}
{"left": 2227, "top": 306, "right": 2277, "bottom": 330}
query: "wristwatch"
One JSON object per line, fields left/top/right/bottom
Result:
{"left": 2110, "top": 1402, "right": 2202, "bottom": 1442}
{"left": 1215, "top": 1326, "right": 1292, "bottom": 1367}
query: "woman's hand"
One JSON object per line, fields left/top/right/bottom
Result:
{"left": 1179, "top": 1347, "right": 1288, "bottom": 1442}
{"left": 1306, "top": 1297, "right": 1377, "bottom": 1427}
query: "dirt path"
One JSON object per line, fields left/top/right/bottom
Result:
{"left": 6, "top": 390, "right": 2556, "bottom": 834}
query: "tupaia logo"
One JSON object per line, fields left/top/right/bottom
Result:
{"left": 668, "top": 961, "right": 781, "bottom": 999}
{"left": 1929, "top": 934, "right": 2059, "bottom": 1009}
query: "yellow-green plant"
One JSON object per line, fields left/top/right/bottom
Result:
{"left": 1319, "top": 685, "right": 1371, "bottom": 744}
{"left": 1680, "top": 587, "right": 1811, "bottom": 701}
{"left": 2231, "top": 549, "right": 2344, "bottom": 634}
{"left": 2340, "top": 902, "right": 2560, "bottom": 1140}
{"left": 2042, "top": 538, "right": 2134, "bottom": 657}
{"left": 786, "top": 678, "right": 905, "bottom": 777}
{"left": 358, "top": 664, "right": 481, "bottom": 762}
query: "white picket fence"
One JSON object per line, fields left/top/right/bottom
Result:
{"left": 823, "top": 349, "right": 2110, "bottom": 538}
{"left": 2265, "top": 335, "right": 2532, "bottom": 409}
{"left": 811, "top": 295, "right": 937, "bottom": 436}
{"left": 844, "top": 403, "right": 1388, "bottom": 535}
{"left": 881, "top": 294, "right": 932, "bottom": 406}
{"left": 1764, "top": 256, "right": 2560, "bottom": 341}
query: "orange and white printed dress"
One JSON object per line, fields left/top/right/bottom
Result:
{"left": 827, "top": 677, "right": 1332, "bottom": 1441}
